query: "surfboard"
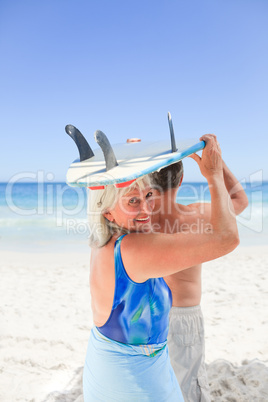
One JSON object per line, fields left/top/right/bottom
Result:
{"left": 66, "top": 114, "right": 205, "bottom": 189}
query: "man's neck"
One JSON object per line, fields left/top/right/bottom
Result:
{"left": 153, "top": 188, "right": 179, "bottom": 224}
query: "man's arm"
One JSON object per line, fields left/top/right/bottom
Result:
{"left": 222, "top": 160, "right": 248, "bottom": 215}
{"left": 185, "top": 155, "right": 248, "bottom": 218}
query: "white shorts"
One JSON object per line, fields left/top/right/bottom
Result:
{"left": 167, "top": 305, "right": 211, "bottom": 402}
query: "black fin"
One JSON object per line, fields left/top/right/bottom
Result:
{"left": 94, "top": 130, "right": 118, "bottom": 171}
{"left": 167, "top": 112, "right": 177, "bottom": 152}
{"left": 65, "top": 125, "right": 94, "bottom": 161}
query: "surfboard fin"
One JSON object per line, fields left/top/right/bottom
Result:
{"left": 65, "top": 125, "right": 95, "bottom": 162}
{"left": 168, "top": 112, "right": 177, "bottom": 152}
{"left": 94, "top": 130, "right": 119, "bottom": 171}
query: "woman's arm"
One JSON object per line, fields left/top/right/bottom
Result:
{"left": 121, "top": 135, "right": 240, "bottom": 282}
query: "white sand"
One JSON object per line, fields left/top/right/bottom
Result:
{"left": 202, "top": 246, "right": 268, "bottom": 401}
{"left": 1, "top": 245, "right": 268, "bottom": 402}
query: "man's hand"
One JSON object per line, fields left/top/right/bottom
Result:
{"left": 189, "top": 134, "right": 248, "bottom": 215}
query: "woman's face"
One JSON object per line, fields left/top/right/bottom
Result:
{"left": 104, "top": 185, "right": 155, "bottom": 233}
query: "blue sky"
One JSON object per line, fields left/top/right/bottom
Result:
{"left": 1, "top": 0, "right": 267, "bottom": 182}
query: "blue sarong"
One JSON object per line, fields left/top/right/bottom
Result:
{"left": 83, "top": 327, "right": 184, "bottom": 401}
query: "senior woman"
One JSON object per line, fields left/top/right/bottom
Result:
{"left": 83, "top": 135, "right": 239, "bottom": 401}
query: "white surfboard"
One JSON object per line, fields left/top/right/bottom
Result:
{"left": 65, "top": 113, "right": 205, "bottom": 189}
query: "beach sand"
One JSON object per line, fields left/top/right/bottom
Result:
{"left": 1, "top": 245, "right": 268, "bottom": 402}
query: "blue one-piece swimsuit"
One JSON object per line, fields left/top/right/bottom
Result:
{"left": 83, "top": 234, "right": 184, "bottom": 401}
{"left": 97, "top": 234, "right": 172, "bottom": 345}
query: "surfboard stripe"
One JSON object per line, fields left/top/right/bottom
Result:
{"left": 115, "top": 180, "right": 136, "bottom": 188}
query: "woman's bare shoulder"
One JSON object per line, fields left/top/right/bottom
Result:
{"left": 90, "top": 239, "right": 117, "bottom": 326}
{"left": 90, "top": 240, "right": 115, "bottom": 280}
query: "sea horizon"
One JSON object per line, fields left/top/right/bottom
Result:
{"left": 1, "top": 181, "right": 267, "bottom": 252}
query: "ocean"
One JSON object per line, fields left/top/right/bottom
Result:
{"left": 0, "top": 181, "right": 267, "bottom": 252}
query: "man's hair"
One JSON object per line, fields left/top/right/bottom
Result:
{"left": 151, "top": 161, "right": 183, "bottom": 192}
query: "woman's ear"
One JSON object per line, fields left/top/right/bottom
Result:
{"left": 103, "top": 210, "right": 114, "bottom": 222}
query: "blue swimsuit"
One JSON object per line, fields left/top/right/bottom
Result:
{"left": 97, "top": 234, "right": 172, "bottom": 345}
{"left": 83, "top": 234, "right": 184, "bottom": 401}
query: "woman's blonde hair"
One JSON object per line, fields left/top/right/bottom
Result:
{"left": 87, "top": 175, "right": 152, "bottom": 248}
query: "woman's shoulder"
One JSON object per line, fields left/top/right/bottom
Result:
{"left": 90, "top": 240, "right": 116, "bottom": 291}
{"left": 90, "top": 238, "right": 118, "bottom": 327}
{"left": 91, "top": 235, "right": 125, "bottom": 277}
{"left": 91, "top": 239, "right": 115, "bottom": 267}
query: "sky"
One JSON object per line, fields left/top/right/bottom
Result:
{"left": 0, "top": 0, "right": 267, "bottom": 183}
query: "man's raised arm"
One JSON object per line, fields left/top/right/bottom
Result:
{"left": 222, "top": 161, "right": 248, "bottom": 215}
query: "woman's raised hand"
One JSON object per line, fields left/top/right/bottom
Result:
{"left": 189, "top": 134, "right": 223, "bottom": 180}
